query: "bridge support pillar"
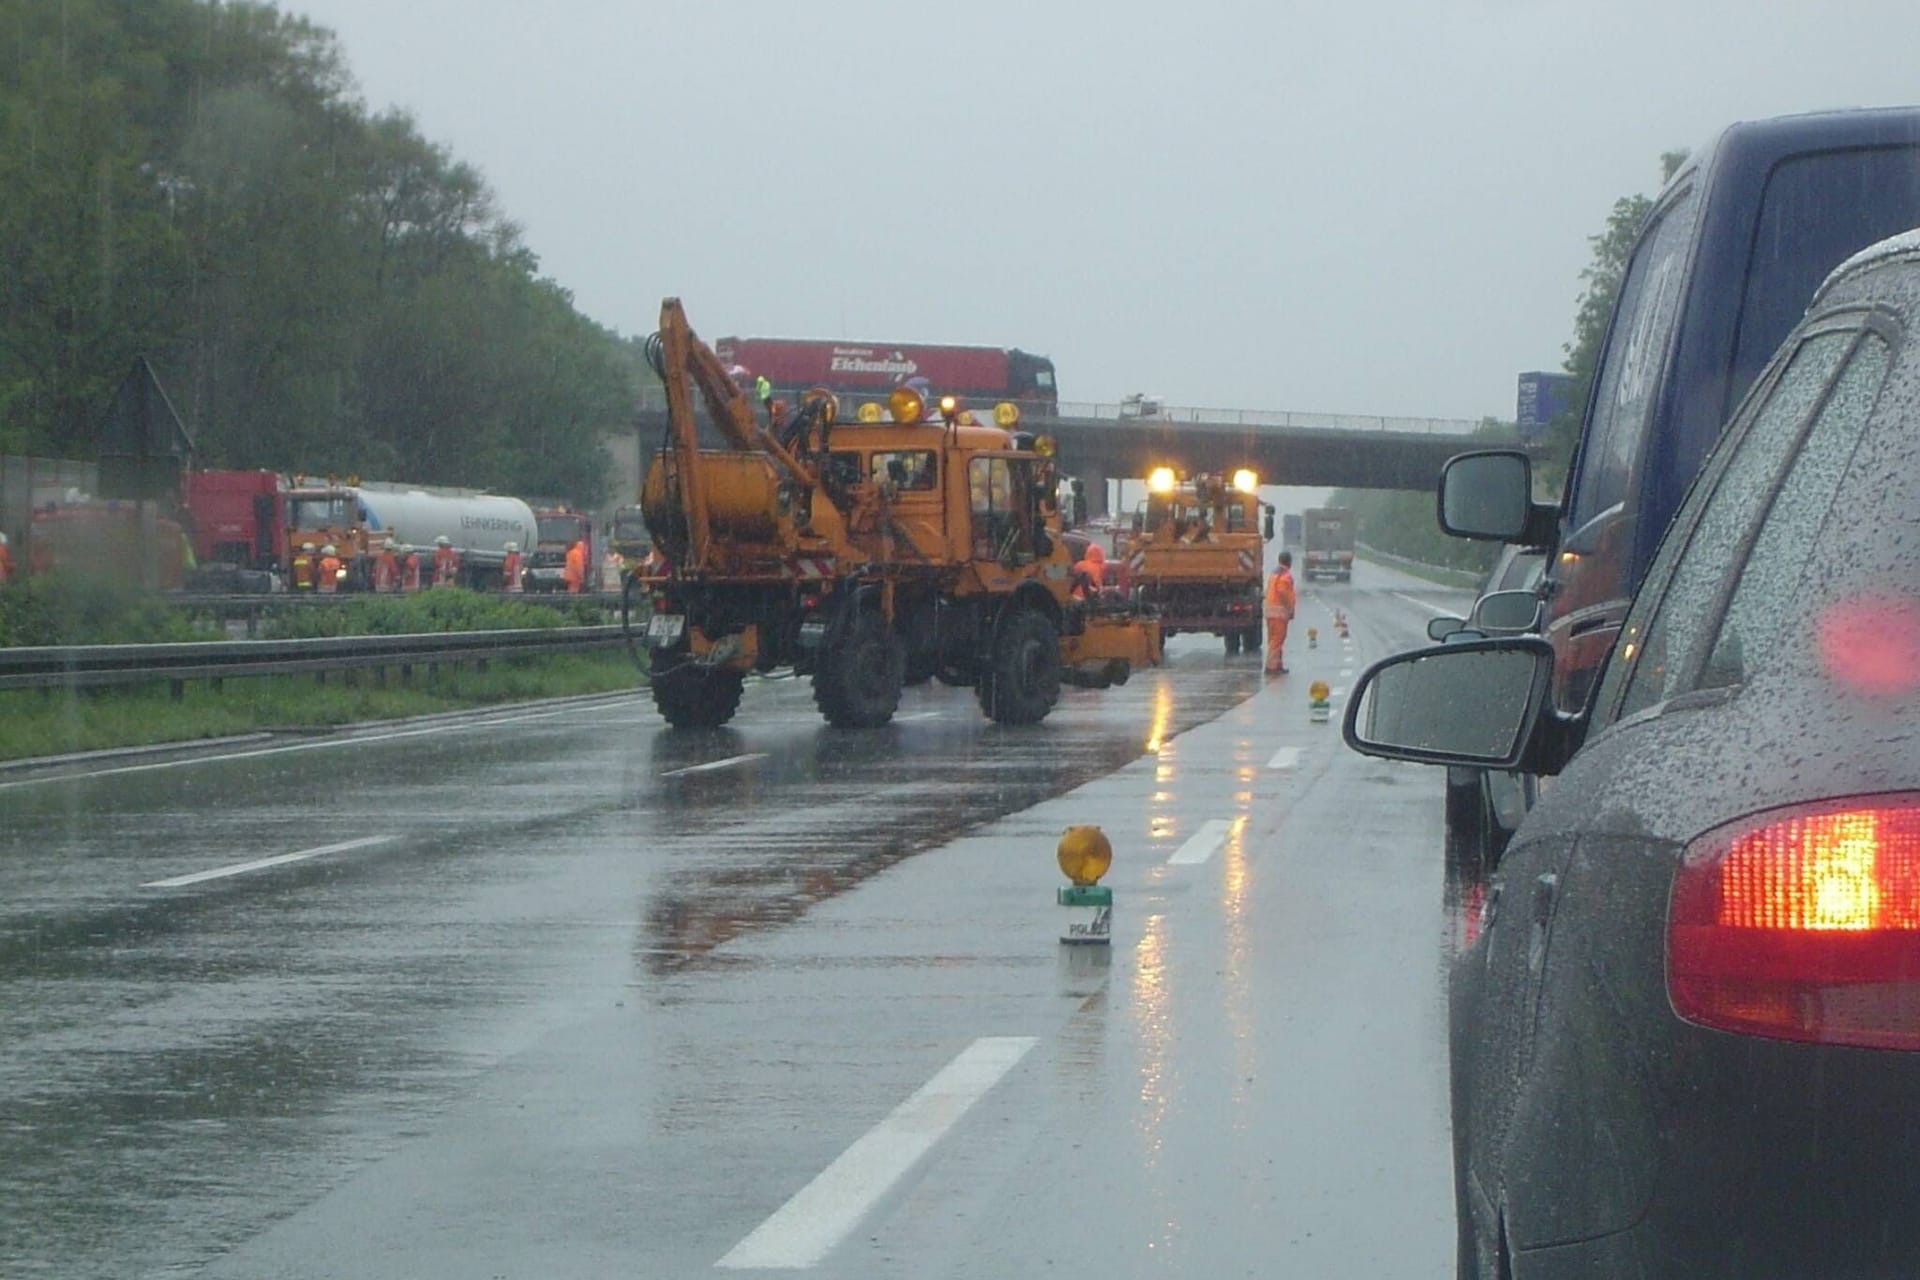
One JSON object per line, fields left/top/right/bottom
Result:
{"left": 1076, "top": 461, "right": 1110, "bottom": 520}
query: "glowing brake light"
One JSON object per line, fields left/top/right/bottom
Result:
{"left": 1668, "top": 797, "right": 1920, "bottom": 1049}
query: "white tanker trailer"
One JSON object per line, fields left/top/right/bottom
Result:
{"left": 284, "top": 477, "right": 537, "bottom": 589}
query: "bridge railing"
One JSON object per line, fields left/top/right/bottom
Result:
{"left": 1049, "top": 403, "right": 1487, "bottom": 435}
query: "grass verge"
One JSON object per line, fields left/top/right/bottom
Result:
{"left": 0, "top": 649, "right": 647, "bottom": 763}
{"left": 1355, "top": 547, "right": 1482, "bottom": 589}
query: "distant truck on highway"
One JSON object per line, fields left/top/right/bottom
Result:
{"left": 1301, "top": 507, "right": 1355, "bottom": 582}
{"left": 714, "top": 335, "right": 1058, "bottom": 420}
{"left": 183, "top": 470, "right": 536, "bottom": 590}
{"left": 523, "top": 506, "right": 594, "bottom": 592}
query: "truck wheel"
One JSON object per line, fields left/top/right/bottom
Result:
{"left": 651, "top": 665, "right": 745, "bottom": 729}
{"left": 814, "top": 609, "right": 905, "bottom": 728}
{"left": 977, "top": 607, "right": 1061, "bottom": 726}
{"left": 1224, "top": 631, "right": 1242, "bottom": 656}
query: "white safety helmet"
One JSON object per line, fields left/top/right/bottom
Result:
{"left": 321, "top": 544, "right": 337, "bottom": 556}
{"left": 504, "top": 541, "right": 518, "bottom": 553}
{"left": 302, "top": 542, "right": 317, "bottom": 553}
{"left": 436, "top": 535, "right": 451, "bottom": 547}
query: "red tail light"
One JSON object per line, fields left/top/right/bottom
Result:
{"left": 1668, "top": 796, "right": 1920, "bottom": 1049}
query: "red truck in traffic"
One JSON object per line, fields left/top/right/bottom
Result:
{"left": 715, "top": 336, "right": 1058, "bottom": 417}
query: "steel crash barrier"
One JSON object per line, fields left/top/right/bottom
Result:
{"left": 162, "top": 591, "right": 626, "bottom": 636}
{"left": 0, "top": 625, "right": 630, "bottom": 697}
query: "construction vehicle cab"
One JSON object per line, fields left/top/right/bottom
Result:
{"left": 635, "top": 299, "right": 1159, "bottom": 731}
{"left": 1122, "top": 466, "right": 1273, "bottom": 654}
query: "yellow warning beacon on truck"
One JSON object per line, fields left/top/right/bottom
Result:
{"left": 1118, "top": 466, "right": 1275, "bottom": 655}
{"left": 633, "top": 299, "right": 1161, "bottom": 729}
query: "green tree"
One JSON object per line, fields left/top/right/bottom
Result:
{"left": 0, "top": 0, "right": 635, "bottom": 507}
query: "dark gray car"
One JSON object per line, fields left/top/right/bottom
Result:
{"left": 1348, "top": 229, "right": 1920, "bottom": 1277}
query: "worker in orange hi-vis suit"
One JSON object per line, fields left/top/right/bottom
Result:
{"left": 432, "top": 536, "right": 459, "bottom": 587}
{"left": 1071, "top": 541, "right": 1106, "bottom": 600}
{"left": 1264, "top": 550, "right": 1297, "bottom": 674}
{"left": 0, "top": 530, "right": 13, "bottom": 584}
{"left": 563, "top": 539, "right": 587, "bottom": 594}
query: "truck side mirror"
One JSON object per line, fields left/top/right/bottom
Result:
{"left": 1438, "top": 450, "right": 1556, "bottom": 545}
{"left": 1470, "top": 588, "right": 1543, "bottom": 635}
{"left": 1262, "top": 511, "right": 1275, "bottom": 541}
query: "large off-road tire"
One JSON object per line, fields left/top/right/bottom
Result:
{"left": 813, "top": 608, "right": 906, "bottom": 728}
{"left": 651, "top": 664, "right": 745, "bottom": 729}
{"left": 900, "top": 603, "right": 937, "bottom": 686}
{"left": 976, "top": 607, "right": 1062, "bottom": 725}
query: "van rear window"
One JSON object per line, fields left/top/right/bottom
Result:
{"left": 1728, "top": 145, "right": 1920, "bottom": 415}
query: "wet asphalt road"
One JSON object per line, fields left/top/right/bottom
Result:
{"left": 0, "top": 564, "right": 1477, "bottom": 1279}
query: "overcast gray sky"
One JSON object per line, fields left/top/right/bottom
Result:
{"left": 291, "top": 0, "right": 1919, "bottom": 421}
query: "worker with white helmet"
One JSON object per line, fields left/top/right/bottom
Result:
{"left": 317, "top": 543, "right": 344, "bottom": 593}
{"left": 291, "top": 541, "right": 318, "bottom": 591}
{"left": 432, "top": 534, "right": 460, "bottom": 588}
{"left": 502, "top": 540, "right": 524, "bottom": 593}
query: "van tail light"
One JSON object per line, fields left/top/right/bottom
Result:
{"left": 1668, "top": 796, "right": 1920, "bottom": 1049}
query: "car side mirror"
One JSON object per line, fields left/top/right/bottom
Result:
{"left": 1263, "top": 511, "right": 1275, "bottom": 541}
{"left": 1438, "top": 450, "right": 1556, "bottom": 545}
{"left": 1344, "top": 636, "right": 1571, "bottom": 771}
{"left": 1470, "top": 588, "right": 1542, "bottom": 635}
{"left": 1426, "top": 615, "right": 1467, "bottom": 642}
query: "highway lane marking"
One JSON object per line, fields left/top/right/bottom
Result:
{"left": 1390, "top": 590, "right": 1462, "bottom": 617}
{"left": 1168, "top": 817, "right": 1234, "bottom": 865}
{"left": 659, "top": 752, "right": 768, "bottom": 778}
{"left": 142, "top": 835, "right": 396, "bottom": 888}
{"left": 1339, "top": 666, "right": 1355, "bottom": 677}
{"left": 1267, "top": 746, "right": 1303, "bottom": 770}
{"left": 0, "top": 701, "right": 640, "bottom": 791}
{"left": 716, "top": 1036, "right": 1037, "bottom": 1270}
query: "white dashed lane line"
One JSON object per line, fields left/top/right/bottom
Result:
{"left": 716, "top": 1036, "right": 1038, "bottom": 1270}
{"left": 142, "top": 835, "right": 397, "bottom": 889}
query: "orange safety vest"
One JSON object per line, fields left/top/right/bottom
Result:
{"left": 373, "top": 550, "right": 398, "bottom": 592}
{"left": 0, "top": 541, "right": 16, "bottom": 584}
{"left": 1264, "top": 567, "right": 1297, "bottom": 620}
{"left": 291, "top": 553, "right": 315, "bottom": 590}
{"left": 402, "top": 551, "right": 422, "bottom": 591}
{"left": 433, "top": 545, "right": 459, "bottom": 587}
{"left": 317, "top": 554, "right": 343, "bottom": 592}
{"left": 502, "top": 550, "right": 523, "bottom": 592}
{"left": 563, "top": 541, "right": 586, "bottom": 593}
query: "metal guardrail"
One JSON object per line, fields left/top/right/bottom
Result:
{"left": 1052, "top": 403, "right": 1487, "bottom": 434}
{"left": 0, "top": 625, "right": 629, "bottom": 693}
{"left": 163, "top": 590, "right": 625, "bottom": 635}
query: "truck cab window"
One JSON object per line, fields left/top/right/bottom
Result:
{"left": 1563, "top": 189, "right": 1699, "bottom": 581}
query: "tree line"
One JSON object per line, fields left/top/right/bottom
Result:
{"left": 0, "top": 0, "right": 635, "bottom": 505}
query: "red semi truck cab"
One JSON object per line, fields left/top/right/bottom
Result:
{"left": 183, "top": 470, "right": 287, "bottom": 572}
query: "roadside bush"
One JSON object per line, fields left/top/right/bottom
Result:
{"left": 0, "top": 580, "right": 218, "bottom": 647}
{"left": 261, "top": 589, "right": 602, "bottom": 639}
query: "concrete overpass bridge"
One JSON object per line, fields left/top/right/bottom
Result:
{"left": 619, "top": 398, "right": 1536, "bottom": 516}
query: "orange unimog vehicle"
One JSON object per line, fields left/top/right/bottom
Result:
{"left": 1119, "top": 467, "right": 1275, "bottom": 655}
{"left": 633, "top": 298, "right": 1160, "bottom": 729}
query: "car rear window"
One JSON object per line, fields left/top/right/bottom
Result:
{"left": 1701, "top": 332, "right": 1892, "bottom": 690}
{"left": 1727, "top": 145, "right": 1920, "bottom": 416}
{"left": 1605, "top": 327, "right": 1854, "bottom": 718}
